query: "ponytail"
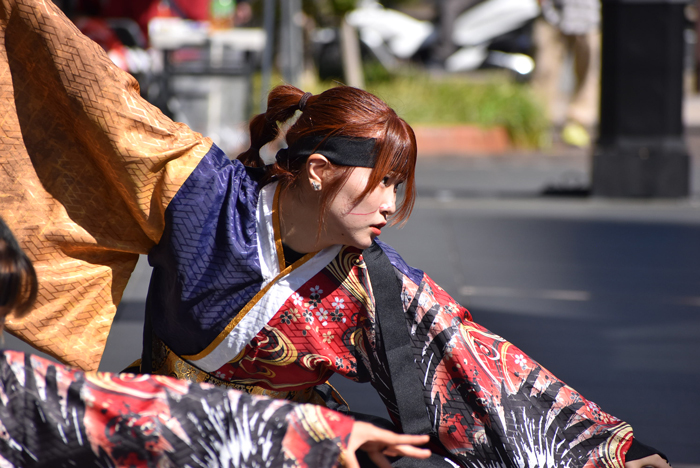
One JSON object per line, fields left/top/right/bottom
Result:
{"left": 237, "top": 85, "right": 311, "bottom": 168}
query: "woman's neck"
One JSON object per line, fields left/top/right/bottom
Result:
{"left": 278, "top": 186, "right": 324, "bottom": 254}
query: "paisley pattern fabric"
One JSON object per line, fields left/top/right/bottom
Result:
{"left": 0, "top": 350, "right": 353, "bottom": 467}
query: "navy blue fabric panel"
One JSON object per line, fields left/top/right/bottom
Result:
{"left": 146, "top": 145, "right": 263, "bottom": 356}
{"left": 375, "top": 238, "right": 425, "bottom": 286}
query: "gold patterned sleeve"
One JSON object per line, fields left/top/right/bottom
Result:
{"left": 0, "top": 0, "right": 213, "bottom": 371}
{"left": 282, "top": 404, "right": 355, "bottom": 467}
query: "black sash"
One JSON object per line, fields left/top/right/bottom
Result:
{"left": 363, "top": 242, "right": 434, "bottom": 436}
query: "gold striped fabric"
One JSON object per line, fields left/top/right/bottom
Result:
{"left": 0, "top": 0, "right": 212, "bottom": 371}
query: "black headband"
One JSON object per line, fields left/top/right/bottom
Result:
{"left": 275, "top": 135, "right": 378, "bottom": 168}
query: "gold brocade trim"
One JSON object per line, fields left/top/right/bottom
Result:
{"left": 152, "top": 335, "right": 343, "bottom": 406}
{"left": 296, "top": 405, "right": 340, "bottom": 443}
{"left": 598, "top": 423, "right": 634, "bottom": 468}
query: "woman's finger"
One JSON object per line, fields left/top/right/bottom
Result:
{"left": 383, "top": 445, "right": 432, "bottom": 458}
{"left": 348, "top": 422, "right": 429, "bottom": 451}
{"left": 381, "top": 433, "right": 431, "bottom": 446}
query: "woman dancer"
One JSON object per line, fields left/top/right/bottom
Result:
{"left": 0, "top": 0, "right": 669, "bottom": 466}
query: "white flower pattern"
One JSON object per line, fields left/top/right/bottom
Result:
{"left": 315, "top": 308, "right": 329, "bottom": 326}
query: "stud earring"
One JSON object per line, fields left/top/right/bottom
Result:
{"left": 311, "top": 181, "right": 321, "bottom": 191}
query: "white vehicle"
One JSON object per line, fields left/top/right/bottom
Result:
{"left": 346, "top": 0, "right": 540, "bottom": 77}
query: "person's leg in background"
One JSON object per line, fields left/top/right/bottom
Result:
{"left": 563, "top": 28, "right": 601, "bottom": 147}
{"left": 531, "top": 17, "right": 567, "bottom": 138}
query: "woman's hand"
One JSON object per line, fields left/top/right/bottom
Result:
{"left": 625, "top": 454, "right": 672, "bottom": 468}
{"left": 342, "top": 421, "right": 431, "bottom": 468}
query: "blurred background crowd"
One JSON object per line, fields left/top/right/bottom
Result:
{"left": 48, "top": 1, "right": 700, "bottom": 162}
{"left": 49, "top": 0, "right": 648, "bottom": 156}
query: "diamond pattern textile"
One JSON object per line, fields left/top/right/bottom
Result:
{"left": 0, "top": 0, "right": 211, "bottom": 370}
{"left": 148, "top": 148, "right": 263, "bottom": 355}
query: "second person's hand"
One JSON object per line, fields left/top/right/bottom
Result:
{"left": 343, "top": 421, "right": 431, "bottom": 468}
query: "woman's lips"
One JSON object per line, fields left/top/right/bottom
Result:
{"left": 370, "top": 223, "right": 386, "bottom": 236}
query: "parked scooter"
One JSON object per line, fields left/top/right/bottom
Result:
{"left": 344, "top": 0, "right": 539, "bottom": 79}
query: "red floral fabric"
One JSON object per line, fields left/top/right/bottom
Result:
{"left": 206, "top": 246, "right": 633, "bottom": 468}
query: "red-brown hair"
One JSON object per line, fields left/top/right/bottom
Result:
{"left": 237, "top": 85, "right": 417, "bottom": 225}
{"left": 0, "top": 218, "right": 38, "bottom": 319}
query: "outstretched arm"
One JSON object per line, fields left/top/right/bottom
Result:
{"left": 0, "top": 350, "right": 430, "bottom": 467}
{"left": 0, "top": 0, "right": 212, "bottom": 370}
{"left": 374, "top": 239, "right": 670, "bottom": 468}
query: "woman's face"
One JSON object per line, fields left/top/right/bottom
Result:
{"left": 322, "top": 167, "right": 400, "bottom": 249}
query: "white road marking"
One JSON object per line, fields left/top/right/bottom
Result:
{"left": 459, "top": 286, "right": 591, "bottom": 302}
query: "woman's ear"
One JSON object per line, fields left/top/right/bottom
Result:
{"left": 306, "top": 153, "right": 331, "bottom": 190}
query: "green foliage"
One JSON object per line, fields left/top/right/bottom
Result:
{"left": 310, "top": 70, "right": 549, "bottom": 148}
{"left": 251, "top": 65, "right": 548, "bottom": 149}
{"left": 361, "top": 60, "right": 394, "bottom": 85}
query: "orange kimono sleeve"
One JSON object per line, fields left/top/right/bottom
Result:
{"left": 0, "top": 0, "right": 213, "bottom": 370}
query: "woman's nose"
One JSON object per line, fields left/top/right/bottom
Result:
{"left": 379, "top": 191, "right": 396, "bottom": 216}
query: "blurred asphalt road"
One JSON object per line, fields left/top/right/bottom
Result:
{"left": 5, "top": 131, "right": 700, "bottom": 464}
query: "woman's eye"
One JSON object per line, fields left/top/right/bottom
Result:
{"left": 382, "top": 176, "right": 391, "bottom": 186}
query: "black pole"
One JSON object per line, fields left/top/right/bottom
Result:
{"left": 260, "top": 0, "right": 275, "bottom": 112}
{"left": 592, "top": 0, "right": 690, "bottom": 197}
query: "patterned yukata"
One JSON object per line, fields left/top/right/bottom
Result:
{"left": 0, "top": 0, "right": 643, "bottom": 466}
{"left": 0, "top": 350, "right": 353, "bottom": 467}
{"left": 141, "top": 148, "right": 634, "bottom": 468}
